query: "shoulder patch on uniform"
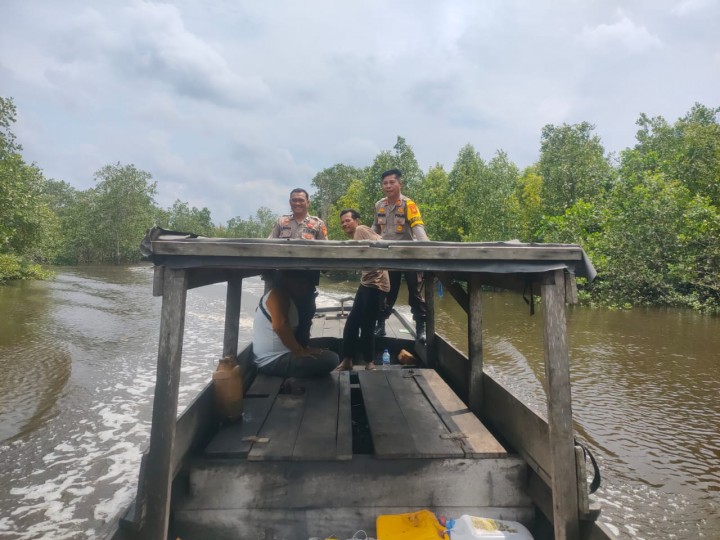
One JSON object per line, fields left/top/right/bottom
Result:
{"left": 406, "top": 201, "right": 424, "bottom": 227}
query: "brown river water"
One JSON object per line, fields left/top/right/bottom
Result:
{"left": 0, "top": 265, "right": 718, "bottom": 539}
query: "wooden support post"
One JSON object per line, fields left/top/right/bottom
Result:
{"left": 437, "top": 273, "right": 469, "bottom": 313}
{"left": 564, "top": 271, "right": 579, "bottom": 305}
{"left": 541, "top": 269, "right": 580, "bottom": 540}
{"left": 223, "top": 275, "right": 243, "bottom": 357}
{"left": 141, "top": 268, "right": 188, "bottom": 540}
{"left": 468, "top": 274, "right": 483, "bottom": 415}
{"left": 423, "top": 272, "right": 436, "bottom": 368}
{"left": 152, "top": 266, "right": 164, "bottom": 297}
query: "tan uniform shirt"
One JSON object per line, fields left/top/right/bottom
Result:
{"left": 269, "top": 214, "right": 328, "bottom": 240}
{"left": 372, "top": 195, "right": 429, "bottom": 241}
{"left": 353, "top": 225, "right": 390, "bottom": 292}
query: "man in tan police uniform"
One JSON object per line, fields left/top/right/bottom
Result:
{"left": 371, "top": 169, "right": 429, "bottom": 343}
{"left": 269, "top": 188, "right": 328, "bottom": 240}
{"left": 269, "top": 188, "right": 327, "bottom": 345}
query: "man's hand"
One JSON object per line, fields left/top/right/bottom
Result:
{"left": 299, "top": 346, "right": 324, "bottom": 358}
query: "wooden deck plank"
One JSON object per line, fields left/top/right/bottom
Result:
{"left": 336, "top": 372, "right": 352, "bottom": 460}
{"left": 204, "top": 375, "right": 283, "bottom": 458}
{"left": 292, "top": 376, "right": 341, "bottom": 461}
{"left": 358, "top": 371, "right": 416, "bottom": 458}
{"left": 385, "top": 370, "right": 465, "bottom": 458}
{"left": 417, "top": 370, "right": 507, "bottom": 458}
{"left": 248, "top": 389, "right": 306, "bottom": 461}
{"left": 321, "top": 315, "right": 345, "bottom": 338}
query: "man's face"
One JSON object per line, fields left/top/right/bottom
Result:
{"left": 289, "top": 191, "right": 309, "bottom": 216}
{"left": 340, "top": 212, "right": 359, "bottom": 237}
{"left": 382, "top": 175, "right": 402, "bottom": 200}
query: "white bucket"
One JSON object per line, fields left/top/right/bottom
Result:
{"left": 447, "top": 515, "right": 533, "bottom": 539}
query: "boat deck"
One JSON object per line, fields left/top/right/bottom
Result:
{"left": 204, "top": 367, "right": 506, "bottom": 461}
{"left": 170, "top": 311, "right": 530, "bottom": 539}
{"left": 205, "top": 309, "right": 506, "bottom": 461}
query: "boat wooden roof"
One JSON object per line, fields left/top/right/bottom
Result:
{"left": 141, "top": 227, "right": 596, "bottom": 293}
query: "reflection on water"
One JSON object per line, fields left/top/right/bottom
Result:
{"left": 0, "top": 270, "right": 717, "bottom": 539}
{"left": 0, "top": 280, "right": 72, "bottom": 442}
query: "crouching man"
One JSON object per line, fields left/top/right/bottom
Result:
{"left": 252, "top": 270, "right": 339, "bottom": 377}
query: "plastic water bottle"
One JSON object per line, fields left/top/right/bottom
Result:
{"left": 382, "top": 349, "right": 391, "bottom": 366}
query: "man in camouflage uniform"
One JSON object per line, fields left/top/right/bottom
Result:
{"left": 371, "top": 169, "right": 430, "bottom": 343}
{"left": 269, "top": 188, "right": 327, "bottom": 345}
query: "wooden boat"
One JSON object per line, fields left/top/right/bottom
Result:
{"left": 109, "top": 228, "right": 618, "bottom": 540}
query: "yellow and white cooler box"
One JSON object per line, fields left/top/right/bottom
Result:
{"left": 376, "top": 509, "right": 449, "bottom": 539}
{"left": 446, "top": 515, "right": 533, "bottom": 539}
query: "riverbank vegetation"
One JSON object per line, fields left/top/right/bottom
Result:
{"left": 1, "top": 95, "right": 718, "bottom": 312}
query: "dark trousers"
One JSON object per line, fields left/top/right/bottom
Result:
{"left": 294, "top": 290, "right": 316, "bottom": 346}
{"left": 382, "top": 271, "right": 426, "bottom": 323}
{"left": 342, "top": 286, "right": 386, "bottom": 363}
{"left": 294, "top": 270, "right": 321, "bottom": 346}
{"left": 258, "top": 349, "right": 339, "bottom": 378}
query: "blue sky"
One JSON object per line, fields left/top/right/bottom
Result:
{"left": 2, "top": 1, "right": 718, "bottom": 223}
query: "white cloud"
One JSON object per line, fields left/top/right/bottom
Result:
{"left": 672, "top": 0, "right": 715, "bottom": 16}
{"left": 120, "top": 2, "right": 269, "bottom": 107}
{"left": 580, "top": 15, "right": 663, "bottom": 53}
{"left": 1, "top": 1, "right": 717, "bottom": 224}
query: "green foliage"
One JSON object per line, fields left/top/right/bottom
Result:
{"left": 0, "top": 97, "right": 21, "bottom": 153}
{"left": 90, "top": 163, "right": 159, "bottom": 263}
{"left": 311, "top": 164, "right": 363, "bottom": 222}
{"left": 621, "top": 103, "right": 720, "bottom": 204}
{"left": 669, "top": 194, "right": 720, "bottom": 310}
{"left": 594, "top": 174, "right": 689, "bottom": 306}
{"left": 540, "top": 200, "right": 604, "bottom": 247}
{"left": 443, "top": 146, "right": 519, "bottom": 241}
{"left": 507, "top": 167, "right": 544, "bottom": 242}
{"left": 0, "top": 153, "right": 48, "bottom": 254}
{"left": 446, "top": 144, "right": 485, "bottom": 240}
{"left": 417, "top": 165, "right": 454, "bottom": 240}
{"left": 538, "top": 122, "right": 613, "bottom": 216}
{"left": 538, "top": 200, "right": 607, "bottom": 305}
{"left": 224, "top": 207, "right": 277, "bottom": 238}
{"left": 0, "top": 96, "right": 59, "bottom": 277}
{"left": 0, "top": 253, "right": 52, "bottom": 283}
{"left": 478, "top": 151, "right": 520, "bottom": 241}
{"left": 162, "top": 199, "right": 214, "bottom": 236}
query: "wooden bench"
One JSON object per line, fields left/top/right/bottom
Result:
{"left": 361, "top": 368, "right": 506, "bottom": 459}
{"left": 204, "top": 368, "right": 505, "bottom": 461}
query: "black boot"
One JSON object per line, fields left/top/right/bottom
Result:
{"left": 415, "top": 320, "right": 426, "bottom": 344}
{"left": 374, "top": 319, "right": 386, "bottom": 337}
